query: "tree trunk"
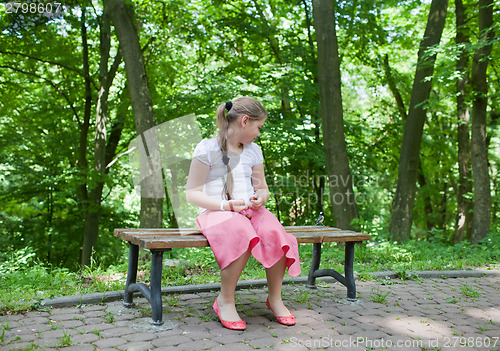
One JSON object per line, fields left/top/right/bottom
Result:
{"left": 470, "top": 0, "right": 494, "bottom": 244}
{"left": 417, "top": 162, "right": 434, "bottom": 230}
{"left": 389, "top": 0, "right": 448, "bottom": 242}
{"left": 79, "top": 6, "right": 93, "bottom": 266}
{"left": 313, "top": 0, "right": 358, "bottom": 230}
{"left": 383, "top": 55, "right": 436, "bottom": 233}
{"left": 107, "top": 0, "right": 163, "bottom": 228}
{"left": 304, "top": 0, "right": 324, "bottom": 216}
{"left": 383, "top": 54, "right": 407, "bottom": 121}
{"left": 454, "top": 0, "right": 473, "bottom": 243}
{"left": 78, "top": 6, "right": 92, "bottom": 209}
{"left": 81, "top": 4, "right": 124, "bottom": 266}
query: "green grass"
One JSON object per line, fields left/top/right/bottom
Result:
{"left": 58, "top": 331, "right": 72, "bottom": 347}
{"left": 460, "top": 282, "right": 481, "bottom": 298}
{"left": 369, "top": 286, "right": 391, "bottom": 304}
{"left": 0, "top": 248, "right": 127, "bottom": 315}
{"left": 1, "top": 231, "right": 498, "bottom": 315}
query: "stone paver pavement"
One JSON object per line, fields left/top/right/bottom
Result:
{"left": 1, "top": 275, "right": 499, "bottom": 350}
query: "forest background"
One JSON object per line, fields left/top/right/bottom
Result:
{"left": 0, "top": 0, "right": 498, "bottom": 282}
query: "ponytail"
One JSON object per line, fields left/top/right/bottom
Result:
{"left": 217, "top": 102, "right": 234, "bottom": 200}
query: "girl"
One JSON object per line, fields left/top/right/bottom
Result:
{"left": 186, "top": 96, "right": 301, "bottom": 330}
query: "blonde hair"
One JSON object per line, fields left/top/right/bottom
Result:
{"left": 216, "top": 96, "right": 267, "bottom": 200}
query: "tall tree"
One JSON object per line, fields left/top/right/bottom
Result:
{"left": 454, "top": 0, "right": 473, "bottom": 243}
{"left": 80, "top": 2, "right": 124, "bottom": 266}
{"left": 313, "top": 0, "right": 359, "bottom": 230}
{"left": 106, "top": 0, "right": 163, "bottom": 228}
{"left": 389, "top": 0, "right": 449, "bottom": 242}
{"left": 470, "top": 0, "right": 494, "bottom": 244}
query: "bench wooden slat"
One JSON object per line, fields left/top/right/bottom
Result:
{"left": 140, "top": 235, "right": 209, "bottom": 249}
{"left": 114, "top": 225, "right": 340, "bottom": 237}
{"left": 115, "top": 228, "right": 202, "bottom": 234}
{"left": 114, "top": 228, "right": 202, "bottom": 242}
{"left": 285, "top": 226, "right": 341, "bottom": 233}
{"left": 293, "top": 231, "right": 370, "bottom": 243}
{"left": 129, "top": 234, "right": 203, "bottom": 246}
{"left": 115, "top": 229, "right": 370, "bottom": 250}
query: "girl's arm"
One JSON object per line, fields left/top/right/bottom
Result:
{"left": 186, "top": 158, "right": 247, "bottom": 212}
{"left": 250, "top": 164, "right": 270, "bottom": 209}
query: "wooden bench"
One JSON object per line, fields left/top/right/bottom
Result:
{"left": 114, "top": 226, "right": 370, "bottom": 325}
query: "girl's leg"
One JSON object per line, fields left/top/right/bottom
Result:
{"left": 217, "top": 249, "right": 251, "bottom": 322}
{"left": 265, "top": 255, "right": 292, "bottom": 316}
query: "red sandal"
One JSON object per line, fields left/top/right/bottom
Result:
{"left": 266, "top": 298, "right": 296, "bottom": 326}
{"left": 213, "top": 298, "right": 246, "bottom": 330}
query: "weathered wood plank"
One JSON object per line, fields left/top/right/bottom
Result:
{"left": 140, "top": 235, "right": 209, "bottom": 249}
{"left": 114, "top": 230, "right": 370, "bottom": 250}
{"left": 114, "top": 226, "right": 370, "bottom": 250}
{"left": 115, "top": 226, "right": 343, "bottom": 238}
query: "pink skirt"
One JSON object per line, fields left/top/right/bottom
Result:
{"left": 195, "top": 207, "right": 301, "bottom": 277}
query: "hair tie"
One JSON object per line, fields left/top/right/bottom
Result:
{"left": 225, "top": 101, "right": 233, "bottom": 111}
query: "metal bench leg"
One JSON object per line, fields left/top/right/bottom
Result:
{"left": 150, "top": 249, "right": 164, "bottom": 326}
{"left": 306, "top": 243, "right": 322, "bottom": 288}
{"left": 124, "top": 243, "right": 139, "bottom": 307}
{"left": 122, "top": 243, "right": 168, "bottom": 325}
{"left": 306, "top": 241, "right": 359, "bottom": 301}
{"left": 345, "top": 242, "right": 357, "bottom": 301}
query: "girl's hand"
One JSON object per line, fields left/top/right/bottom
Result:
{"left": 227, "top": 199, "right": 248, "bottom": 213}
{"left": 249, "top": 195, "right": 264, "bottom": 210}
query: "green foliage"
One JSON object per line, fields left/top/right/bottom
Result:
{"left": 353, "top": 230, "right": 500, "bottom": 273}
{"left": 0, "top": 247, "right": 126, "bottom": 315}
